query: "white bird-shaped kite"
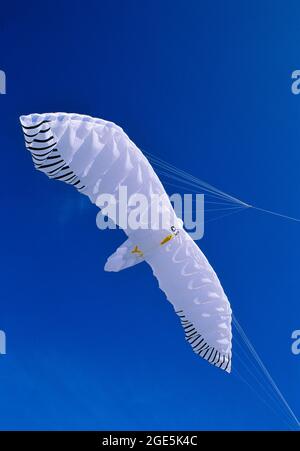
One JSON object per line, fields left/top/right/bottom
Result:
{"left": 20, "top": 113, "right": 232, "bottom": 372}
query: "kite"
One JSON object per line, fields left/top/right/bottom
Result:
{"left": 20, "top": 112, "right": 232, "bottom": 372}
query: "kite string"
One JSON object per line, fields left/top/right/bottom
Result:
{"left": 232, "top": 364, "right": 294, "bottom": 431}
{"left": 233, "top": 316, "right": 300, "bottom": 429}
{"left": 156, "top": 169, "right": 239, "bottom": 203}
{"left": 162, "top": 179, "right": 237, "bottom": 203}
{"left": 145, "top": 151, "right": 230, "bottom": 194}
{"left": 157, "top": 166, "right": 244, "bottom": 204}
{"left": 146, "top": 151, "right": 300, "bottom": 222}
{"left": 160, "top": 178, "right": 251, "bottom": 223}
{"left": 144, "top": 152, "right": 237, "bottom": 199}
{"left": 205, "top": 207, "right": 249, "bottom": 223}
{"left": 251, "top": 206, "right": 300, "bottom": 223}
{"left": 233, "top": 338, "right": 296, "bottom": 429}
{"left": 144, "top": 150, "right": 249, "bottom": 206}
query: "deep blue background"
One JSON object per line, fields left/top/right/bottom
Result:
{"left": 0, "top": 0, "right": 299, "bottom": 430}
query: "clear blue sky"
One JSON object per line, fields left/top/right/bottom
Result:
{"left": 0, "top": 0, "right": 299, "bottom": 430}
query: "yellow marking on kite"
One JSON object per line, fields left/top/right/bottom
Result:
{"left": 131, "top": 245, "right": 144, "bottom": 257}
{"left": 160, "top": 234, "right": 174, "bottom": 246}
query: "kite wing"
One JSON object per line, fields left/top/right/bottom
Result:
{"left": 146, "top": 229, "right": 232, "bottom": 371}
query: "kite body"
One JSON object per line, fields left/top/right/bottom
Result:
{"left": 20, "top": 113, "right": 232, "bottom": 372}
